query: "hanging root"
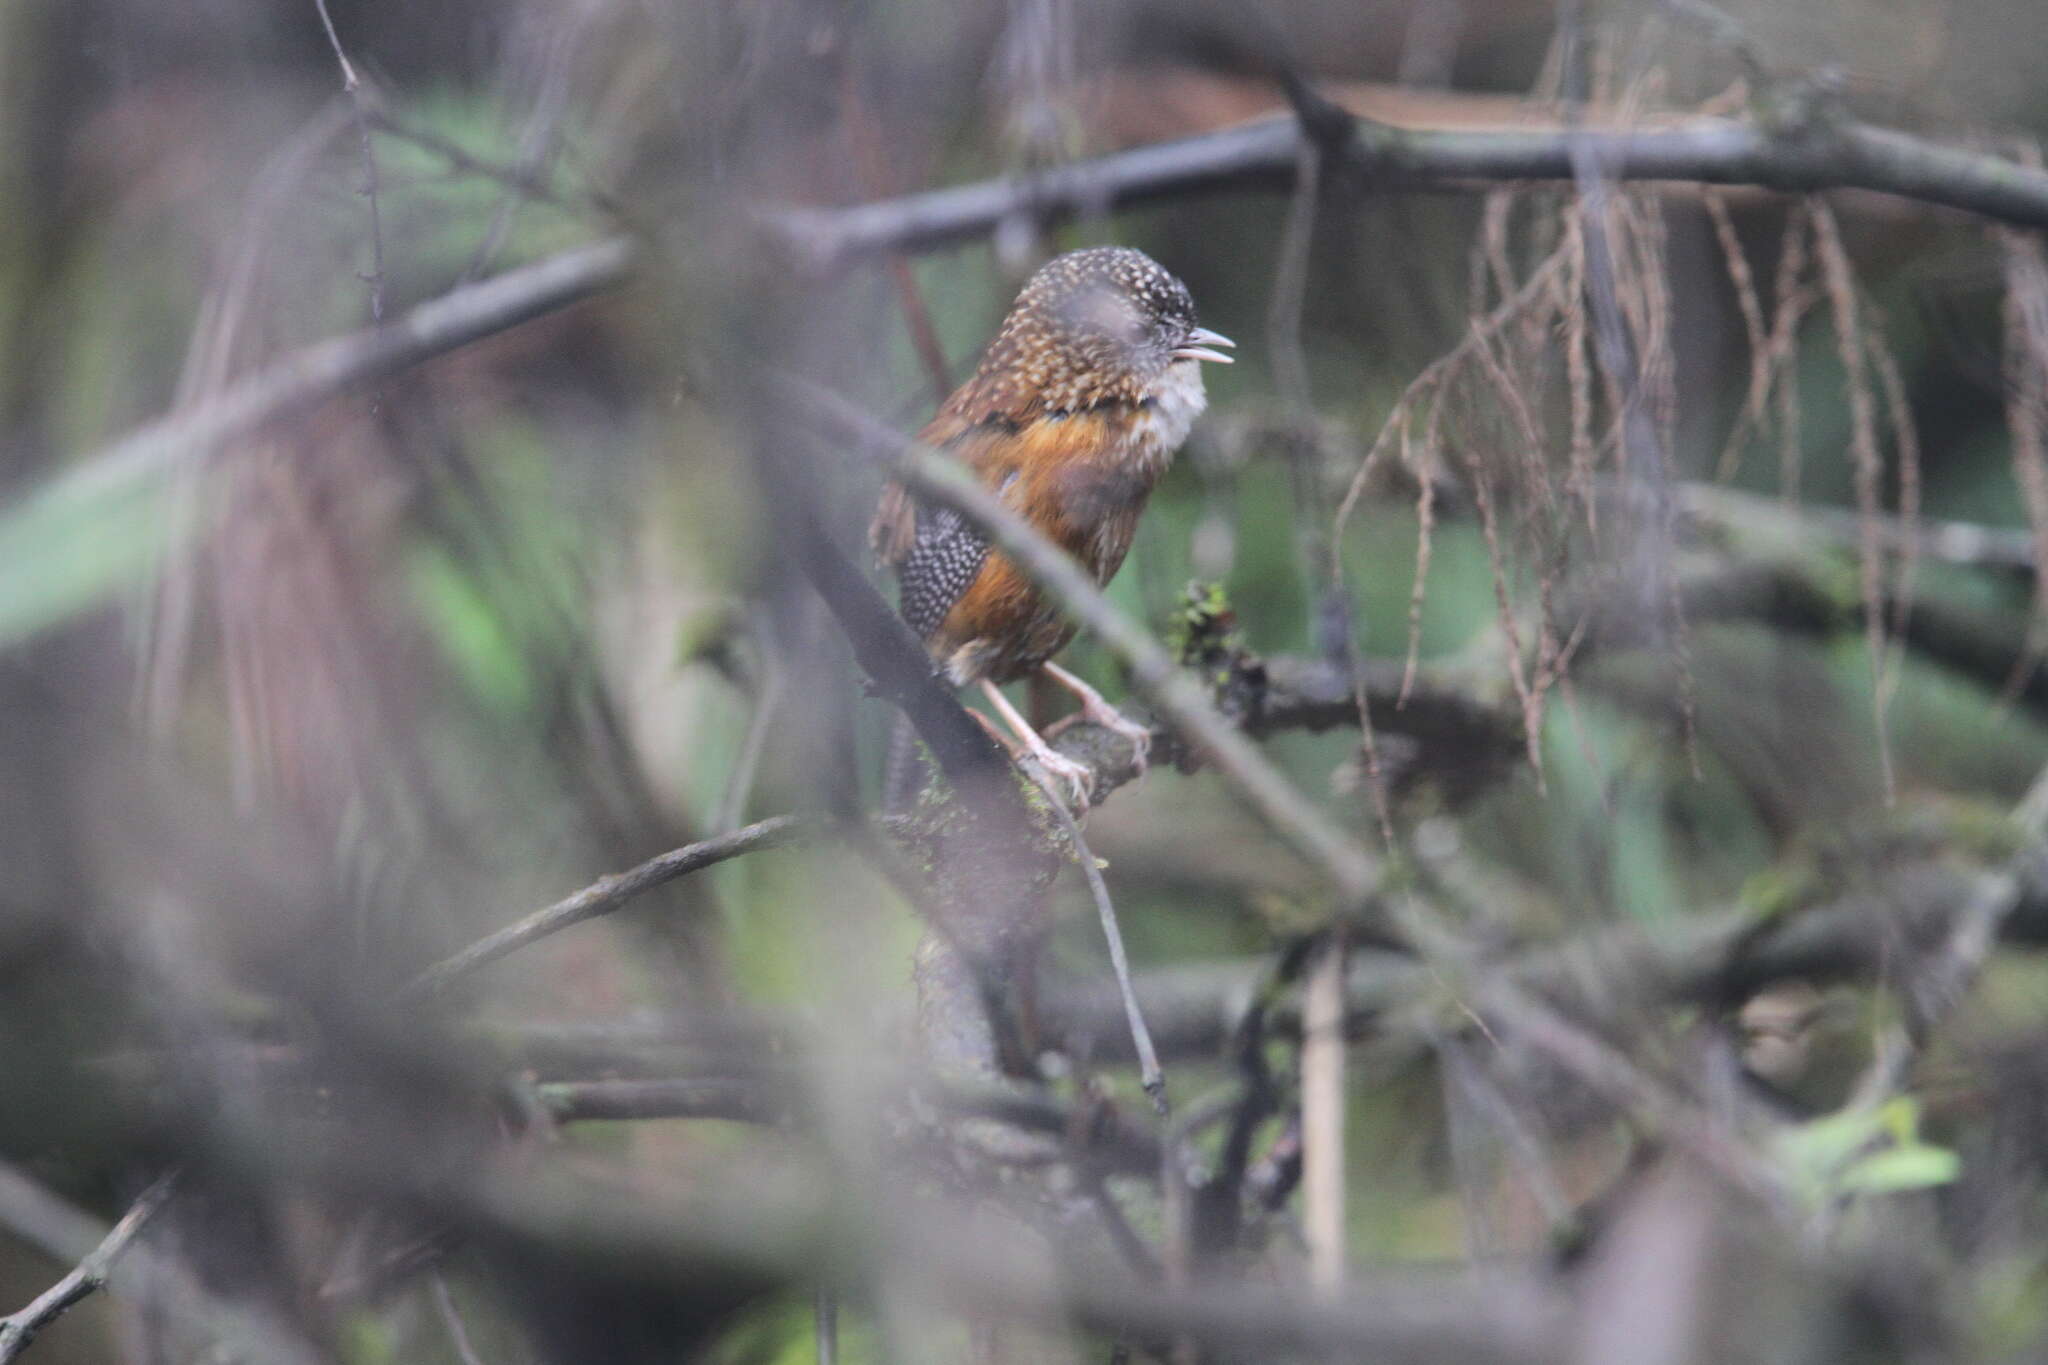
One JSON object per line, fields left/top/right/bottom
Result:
{"left": 1703, "top": 187, "right": 1770, "bottom": 483}
{"left": 1810, "top": 199, "right": 1896, "bottom": 801}
{"left": 1999, "top": 227, "right": 2048, "bottom": 699}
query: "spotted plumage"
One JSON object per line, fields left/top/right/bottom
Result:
{"left": 871, "top": 247, "right": 1228, "bottom": 685}
{"left": 897, "top": 504, "right": 990, "bottom": 641}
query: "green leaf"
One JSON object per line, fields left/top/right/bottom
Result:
{"left": 408, "top": 547, "right": 535, "bottom": 713}
{"left": 1876, "top": 1094, "right": 1923, "bottom": 1147}
{"left": 1836, "top": 1144, "right": 1961, "bottom": 1195}
{"left": 1774, "top": 1105, "right": 1886, "bottom": 1179}
{"left": 0, "top": 479, "right": 171, "bottom": 645}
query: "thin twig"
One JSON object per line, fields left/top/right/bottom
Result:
{"left": 1810, "top": 198, "right": 1896, "bottom": 802}
{"left": 465, "top": 14, "right": 587, "bottom": 282}
{"left": 1848, "top": 760, "right": 2048, "bottom": 1108}
{"left": 1040, "top": 772, "right": 1166, "bottom": 1112}
{"left": 715, "top": 636, "right": 785, "bottom": 834}
{"left": 1073, "top": 1152, "right": 1164, "bottom": 1281}
{"left": 0, "top": 1175, "right": 178, "bottom": 1364}
{"left": 2000, "top": 229, "right": 2048, "bottom": 696}
{"left": 0, "top": 1163, "right": 322, "bottom": 1365}
{"left": 310, "top": 0, "right": 385, "bottom": 322}
{"left": 1561, "top": 7, "right": 1698, "bottom": 774}
{"left": 365, "top": 104, "right": 612, "bottom": 215}
{"left": 429, "top": 1271, "right": 487, "bottom": 1365}
{"left": 816, "top": 1288, "right": 839, "bottom": 1365}
{"left": 841, "top": 58, "right": 953, "bottom": 403}
{"left": 403, "top": 814, "right": 809, "bottom": 997}
{"left": 1700, "top": 188, "right": 1769, "bottom": 461}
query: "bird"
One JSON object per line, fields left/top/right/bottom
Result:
{"left": 870, "top": 245, "right": 1234, "bottom": 809}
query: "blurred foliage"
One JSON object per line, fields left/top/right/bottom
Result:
{"left": 8, "top": 0, "right": 2048, "bottom": 1360}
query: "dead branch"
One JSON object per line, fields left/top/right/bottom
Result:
{"left": 0, "top": 1176, "right": 176, "bottom": 1365}
{"left": 767, "top": 111, "right": 2048, "bottom": 270}
{"left": 0, "top": 237, "right": 635, "bottom": 639}
{"left": 309, "top": 0, "right": 385, "bottom": 321}
{"left": 0, "top": 1165, "right": 319, "bottom": 1365}
{"left": 1849, "top": 759, "right": 2048, "bottom": 1107}
{"left": 403, "top": 813, "right": 810, "bottom": 997}
{"left": 1674, "top": 482, "right": 2034, "bottom": 578}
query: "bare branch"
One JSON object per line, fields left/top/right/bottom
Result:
{"left": 767, "top": 113, "right": 2048, "bottom": 271}
{"left": 1673, "top": 482, "right": 2035, "bottom": 577}
{"left": 401, "top": 640, "right": 1504, "bottom": 1014}
{"left": 1850, "top": 759, "right": 2048, "bottom": 1106}
{"left": 0, "top": 1176, "right": 176, "bottom": 1364}
{"left": 537, "top": 1077, "right": 790, "bottom": 1126}
{"left": 404, "top": 813, "right": 809, "bottom": 998}
{"left": 0, "top": 1167, "right": 317, "bottom": 1365}
{"left": 1043, "top": 785, "right": 2048, "bottom": 1071}
{"left": 364, "top": 102, "right": 615, "bottom": 215}
{"left": 0, "top": 237, "right": 634, "bottom": 640}
{"left": 1043, "top": 782, "right": 1165, "bottom": 1111}
{"left": 429, "top": 1272, "right": 487, "bottom": 1365}
{"left": 309, "top": 0, "right": 385, "bottom": 321}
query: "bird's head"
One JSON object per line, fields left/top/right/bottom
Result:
{"left": 973, "top": 246, "right": 1234, "bottom": 414}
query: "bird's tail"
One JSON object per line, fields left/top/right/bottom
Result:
{"left": 882, "top": 713, "right": 932, "bottom": 814}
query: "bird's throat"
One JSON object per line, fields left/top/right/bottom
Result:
{"left": 1131, "top": 359, "right": 1209, "bottom": 476}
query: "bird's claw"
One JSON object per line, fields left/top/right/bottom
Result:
{"left": 1023, "top": 744, "right": 1095, "bottom": 816}
{"left": 1040, "top": 663, "right": 1153, "bottom": 778}
{"left": 1051, "top": 698, "right": 1152, "bottom": 775}
{"left": 1084, "top": 701, "right": 1153, "bottom": 774}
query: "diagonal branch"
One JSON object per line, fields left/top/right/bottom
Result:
{"left": 0, "top": 238, "right": 634, "bottom": 639}
{"left": 0, "top": 1165, "right": 318, "bottom": 1365}
{"left": 1848, "top": 759, "right": 2048, "bottom": 1106}
{"left": 782, "top": 378, "right": 1385, "bottom": 910}
{"left": 402, "top": 813, "right": 809, "bottom": 998}
{"left": 0, "top": 1176, "right": 177, "bottom": 1365}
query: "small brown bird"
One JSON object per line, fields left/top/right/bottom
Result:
{"left": 871, "top": 246, "right": 1234, "bottom": 807}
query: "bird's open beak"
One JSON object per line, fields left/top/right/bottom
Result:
{"left": 1173, "top": 327, "right": 1236, "bottom": 364}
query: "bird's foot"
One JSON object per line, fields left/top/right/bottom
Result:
{"left": 1041, "top": 662, "right": 1152, "bottom": 774}
{"left": 1020, "top": 739, "right": 1096, "bottom": 816}
{"left": 974, "top": 679, "right": 1096, "bottom": 814}
{"left": 1049, "top": 700, "right": 1152, "bottom": 775}
{"left": 1080, "top": 697, "right": 1153, "bottom": 773}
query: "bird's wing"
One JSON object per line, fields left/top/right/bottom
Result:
{"left": 895, "top": 499, "right": 991, "bottom": 641}
{"left": 879, "top": 409, "right": 1017, "bottom": 640}
{"left": 870, "top": 367, "right": 1051, "bottom": 638}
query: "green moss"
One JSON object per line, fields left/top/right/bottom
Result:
{"left": 1168, "top": 579, "right": 1242, "bottom": 666}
